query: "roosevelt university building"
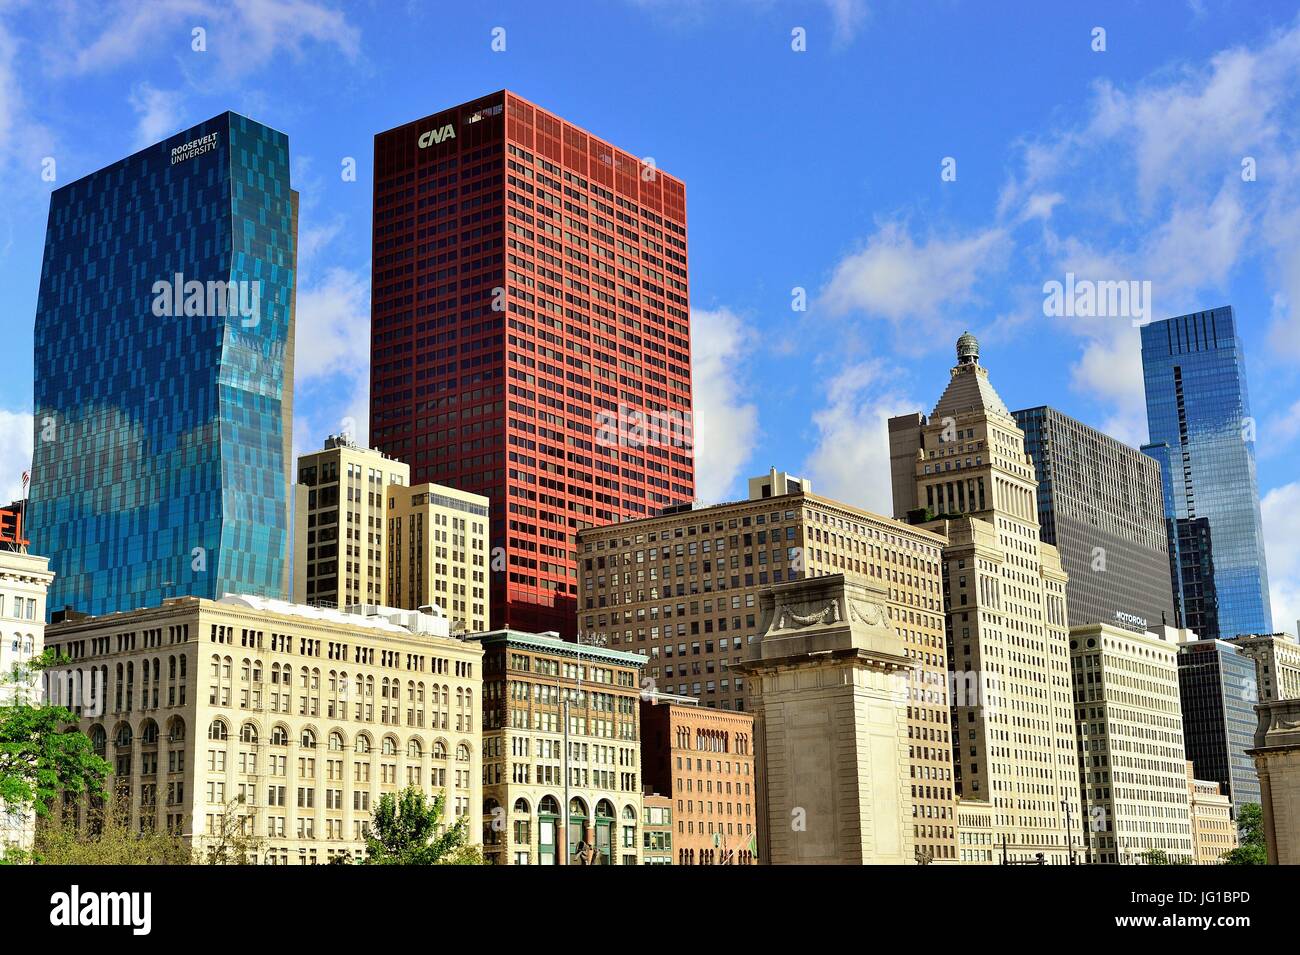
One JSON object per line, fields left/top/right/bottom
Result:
{"left": 29, "top": 112, "right": 298, "bottom": 617}
{"left": 1012, "top": 406, "right": 1176, "bottom": 632}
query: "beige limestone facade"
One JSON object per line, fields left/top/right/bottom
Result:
{"left": 736, "top": 574, "right": 915, "bottom": 864}
{"left": 1070, "top": 623, "right": 1193, "bottom": 864}
{"left": 889, "top": 333, "right": 1082, "bottom": 864}
{"left": 1229, "top": 632, "right": 1300, "bottom": 704}
{"left": 1249, "top": 696, "right": 1300, "bottom": 864}
{"left": 297, "top": 435, "right": 410, "bottom": 609}
{"left": 577, "top": 472, "right": 955, "bottom": 862}
{"left": 386, "top": 483, "right": 490, "bottom": 633}
{"left": 44, "top": 595, "right": 481, "bottom": 864}
{"left": 0, "top": 546, "right": 54, "bottom": 854}
{"left": 1187, "top": 762, "right": 1237, "bottom": 865}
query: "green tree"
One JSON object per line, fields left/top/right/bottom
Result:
{"left": 0, "top": 649, "right": 110, "bottom": 832}
{"left": 197, "top": 796, "right": 263, "bottom": 865}
{"left": 1222, "top": 802, "right": 1267, "bottom": 865}
{"left": 33, "top": 783, "right": 191, "bottom": 865}
{"left": 363, "top": 786, "right": 482, "bottom": 865}
{"left": 1139, "top": 848, "right": 1171, "bottom": 865}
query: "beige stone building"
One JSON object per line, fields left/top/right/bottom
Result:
{"left": 297, "top": 435, "right": 410, "bottom": 609}
{"left": 1249, "top": 696, "right": 1300, "bottom": 864}
{"left": 1187, "top": 763, "right": 1236, "bottom": 865}
{"left": 1070, "top": 623, "right": 1193, "bottom": 864}
{"left": 577, "top": 469, "right": 955, "bottom": 863}
{"left": 476, "top": 629, "right": 644, "bottom": 865}
{"left": 955, "top": 799, "right": 997, "bottom": 863}
{"left": 889, "top": 332, "right": 1082, "bottom": 864}
{"left": 736, "top": 574, "right": 915, "bottom": 864}
{"left": 0, "top": 533, "right": 54, "bottom": 854}
{"left": 44, "top": 595, "right": 481, "bottom": 864}
{"left": 1229, "top": 632, "right": 1300, "bottom": 704}
{"left": 386, "top": 483, "right": 490, "bottom": 633}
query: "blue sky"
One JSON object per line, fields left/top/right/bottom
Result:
{"left": 2, "top": 0, "right": 1299, "bottom": 628}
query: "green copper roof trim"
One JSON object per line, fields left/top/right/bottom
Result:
{"left": 471, "top": 628, "right": 647, "bottom": 666}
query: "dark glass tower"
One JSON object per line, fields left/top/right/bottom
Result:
{"left": 1013, "top": 405, "right": 1176, "bottom": 631}
{"left": 1177, "top": 637, "right": 1260, "bottom": 814}
{"left": 30, "top": 112, "right": 298, "bottom": 617}
{"left": 1140, "top": 307, "right": 1271, "bottom": 640}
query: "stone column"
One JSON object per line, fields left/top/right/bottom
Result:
{"left": 736, "top": 573, "right": 915, "bottom": 864}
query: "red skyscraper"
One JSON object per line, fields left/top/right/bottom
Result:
{"left": 371, "top": 91, "right": 695, "bottom": 636}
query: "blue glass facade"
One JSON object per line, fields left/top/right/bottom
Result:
{"left": 1140, "top": 307, "right": 1271, "bottom": 640}
{"left": 29, "top": 113, "right": 297, "bottom": 618}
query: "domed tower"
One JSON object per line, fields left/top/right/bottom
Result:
{"left": 956, "top": 330, "right": 980, "bottom": 365}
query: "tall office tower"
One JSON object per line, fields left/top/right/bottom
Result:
{"left": 370, "top": 91, "right": 694, "bottom": 637}
{"left": 1228, "top": 632, "right": 1300, "bottom": 703}
{"left": 296, "top": 436, "right": 410, "bottom": 609}
{"left": 44, "top": 595, "right": 479, "bottom": 864}
{"left": 1011, "top": 406, "right": 1175, "bottom": 630}
{"left": 475, "top": 629, "right": 645, "bottom": 865}
{"left": 577, "top": 468, "right": 956, "bottom": 863}
{"left": 386, "top": 483, "right": 490, "bottom": 632}
{"left": 1069, "top": 623, "right": 1193, "bottom": 864}
{"left": 1140, "top": 307, "right": 1272, "bottom": 640}
{"left": 1176, "top": 633, "right": 1260, "bottom": 813}
{"left": 30, "top": 113, "right": 298, "bottom": 617}
{"left": 888, "top": 333, "right": 1082, "bottom": 865}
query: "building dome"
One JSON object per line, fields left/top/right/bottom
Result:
{"left": 956, "top": 331, "right": 979, "bottom": 365}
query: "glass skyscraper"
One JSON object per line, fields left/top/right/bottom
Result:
{"left": 1140, "top": 307, "right": 1271, "bottom": 640}
{"left": 1177, "top": 637, "right": 1260, "bottom": 814}
{"left": 1013, "top": 405, "right": 1175, "bottom": 631}
{"left": 30, "top": 112, "right": 298, "bottom": 618}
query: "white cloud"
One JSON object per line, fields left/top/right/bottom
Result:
{"left": 52, "top": 0, "right": 361, "bottom": 77}
{"left": 1262, "top": 482, "right": 1300, "bottom": 635}
{"left": 129, "top": 83, "right": 186, "bottom": 148}
{"left": 0, "top": 410, "right": 34, "bottom": 504}
{"left": 820, "top": 222, "right": 1008, "bottom": 326}
{"left": 823, "top": 0, "right": 868, "bottom": 46}
{"left": 690, "top": 307, "right": 758, "bottom": 503}
{"left": 802, "top": 360, "right": 917, "bottom": 514}
{"left": 294, "top": 266, "right": 369, "bottom": 382}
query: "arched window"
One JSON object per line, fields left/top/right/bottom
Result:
{"left": 431, "top": 740, "right": 448, "bottom": 760}
{"left": 407, "top": 739, "right": 423, "bottom": 759}
{"left": 382, "top": 736, "right": 397, "bottom": 756}
{"left": 596, "top": 799, "right": 615, "bottom": 819}
{"left": 622, "top": 805, "right": 636, "bottom": 821}
{"left": 456, "top": 743, "right": 470, "bottom": 762}
{"left": 539, "top": 796, "right": 559, "bottom": 815}
{"left": 139, "top": 720, "right": 159, "bottom": 744}
{"left": 568, "top": 797, "right": 588, "bottom": 818}
{"left": 240, "top": 723, "right": 258, "bottom": 744}
{"left": 90, "top": 725, "right": 107, "bottom": 755}
{"left": 355, "top": 734, "right": 372, "bottom": 755}
{"left": 114, "top": 724, "right": 133, "bottom": 748}
{"left": 301, "top": 729, "right": 317, "bottom": 749}
{"left": 329, "top": 731, "right": 345, "bottom": 752}
{"left": 208, "top": 719, "right": 229, "bottom": 741}
{"left": 167, "top": 717, "right": 186, "bottom": 742}
{"left": 513, "top": 797, "right": 531, "bottom": 814}
{"left": 271, "top": 726, "right": 289, "bottom": 746}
